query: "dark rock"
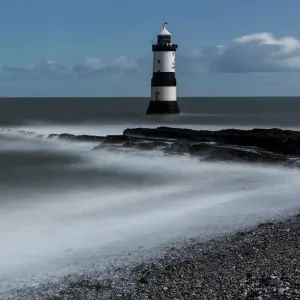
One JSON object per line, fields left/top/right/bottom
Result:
{"left": 163, "top": 142, "right": 213, "bottom": 155}
{"left": 93, "top": 144, "right": 115, "bottom": 151}
{"left": 163, "top": 142, "right": 191, "bottom": 154}
{"left": 123, "top": 126, "right": 213, "bottom": 142}
{"left": 103, "top": 135, "right": 132, "bottom": 144}
{"left": 124, "top": 127, "right": 300, "bottom": 156}
{"left": 76, "top": 135, "right": 105, "bottom": 142}
{"left": 48, "top": 133, "right": 105, "bottom": 142}
{"left": 204, "top": 147, "right": 286, "bottom": 164}
{"left": 138, "top": 276, "right": 150, "bottom": 285}
{"left": 283, "top": 143, "right": 299, "bottom": 155}
{"left": 58, "top": 133, "right": 77, "bottom": 140}
{"left": 188, "top": 143, "right": 214, "bottom": 154}
{"left": 9, "top": 126, "right": 300, "bottom": 167}
{"left": 123, "top": 140, "right": 167, "bottom": 150}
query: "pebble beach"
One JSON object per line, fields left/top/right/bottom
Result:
{"left": 8, "top": 213, "right": 299, "bottom": 299}
{"left": 103, "top": 213, "right": 300, "bottom": 299}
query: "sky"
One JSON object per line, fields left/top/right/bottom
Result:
{"left": 1, "top": 0, "right": 300, "bottom": 97}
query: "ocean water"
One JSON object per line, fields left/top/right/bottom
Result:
{"left": 1, "top": 97, "right": 300, "bottom": 298}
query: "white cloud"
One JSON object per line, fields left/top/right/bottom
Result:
{"left": 203, "top": 32, "right": 300, "bottom": 73}
{"left": 2, "top": 32, "right": 300, "bottom": 81}
{"left": 74, "top": 57, "right": 105, "bottom": 72}
{"left": 0, "top": 60, "right": 67, "bottom": 78}
{"left": 233, "top": 33, "right": 300, "bottom": 55}
{"left": 73, "top": 56, "right": 139, "bottom": 77}
{"left": 110, "top": 56, "right": 138, "bottom": 70}
{"left": 0, "top": 55, "right": 140, "bottom": 80}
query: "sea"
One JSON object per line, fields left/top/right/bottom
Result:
{"left": 1, "top": 97, "right": 300, "bottom": 298}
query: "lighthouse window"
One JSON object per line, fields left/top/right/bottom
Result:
{"left": 158, "top": 35, "right": 171, "bottom": 45}
{"left": 158, "top": 60, "right": 160, "bottom": 63}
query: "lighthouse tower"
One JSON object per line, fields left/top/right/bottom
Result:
{"left": 146, "top": 22, "right": 180, "bottom": 114}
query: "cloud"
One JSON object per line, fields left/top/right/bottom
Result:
{"left": 0, "top": 56, "right": 140, "bottom": 81}
{"left": 73, "top": 56, "right": 139, "bottom": 77}
{"left": 0, "top": 60, "right": 67, "bottom": 78}
{"left": 2, "top": 32, "right": 300, "bottom": 81}
{"left": 73, "top": 57, "right": 105, "bottom": 74}
{"left": 191, "top": 32, "right": 300, "bottom": 73}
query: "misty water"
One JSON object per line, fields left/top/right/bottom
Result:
{"left": 1, "top": 98, "right": 300, "bottom": 297}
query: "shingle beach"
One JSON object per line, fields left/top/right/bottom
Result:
{"left": 8, "top": 213, "right": 300, "bottom": 300}
{"left": 4, "top": 126, "right": 300, "bottom": 299}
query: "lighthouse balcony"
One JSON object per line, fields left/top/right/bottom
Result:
{"left": 152, "top": 44, "right": 178, "bottom": 52}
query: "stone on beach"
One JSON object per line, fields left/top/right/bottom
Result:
{"left": 8, "top": 215, "right": 300, "bottom": 299}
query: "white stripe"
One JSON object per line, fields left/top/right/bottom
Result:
{"left": 153, "top": 51, "right": 176, "bottom": 73}
{"left": 151, "top": 86, "right": 177, "bottom": 101}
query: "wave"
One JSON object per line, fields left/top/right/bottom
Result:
{"left": 1, "top": 124, "right": 300, "bottom": 296}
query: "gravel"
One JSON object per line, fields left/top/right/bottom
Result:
{"left": 7, "top": 213, "right": 300, "bottom": 299}
{"left": 123, "top": 214, "right": 300, "bottom": 300}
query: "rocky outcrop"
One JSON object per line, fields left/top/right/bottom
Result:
{"left": 123, "top": 127, "right": 300, "bottom": 156}
{"left": 48, "top": 133, "right": 106, "bottom": 142}
{"left": 3, "top": 127, "right": 300, "bottom": 167}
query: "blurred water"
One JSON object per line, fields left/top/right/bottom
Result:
{"left": 1, "top": 98, "right": 300, "bottom": 298}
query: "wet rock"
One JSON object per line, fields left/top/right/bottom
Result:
{"left": 57, "top": 133, "right": 105, "bottom": 142}
{"left": 47, "top": 133, "right": 105, "bottom": 142}
{"left": 59, "top": 133, "right": 77, "bottom": 140}
{"left": 123, "top": 126, "right": 213, "bottom": 142}
{"left": 187, "top": 143, "right": 215, "bottom": 154}
{"left": 162, "top": 142, "right": 214, "bottom": 156}
{"left": 122, "top": 140, "right": 167, "bottom": 151}
{"left": 92, "top": 144, "right": 115, "bottom": 151}
{"left": 124, "top": 127, "right": 300, "bottom": 156}
{"left": 75, "top": 135, "right": 105, "bottom": 142}
{"left": 9, "top": 127, "right": 300, "bottom": 167}
{"left": 163, "top": 142, "right": 191, "bottom": 154}
{"left": 203, "top": 147, "right": 287, "bottom": 164}
{"left": 103, "top": 135, "right": 132, "bottom": 144}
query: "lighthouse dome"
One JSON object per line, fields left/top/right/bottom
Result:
{"left": 158, "top": 22, "right": 172, "bottom": 36}
{"left": 157, "top": 22, "right": 172, "bottom": 44}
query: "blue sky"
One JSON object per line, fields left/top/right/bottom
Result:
{"left": 1, "top": 0, "right": 300, "bottom": 97}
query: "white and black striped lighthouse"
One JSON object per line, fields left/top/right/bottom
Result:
{"left": 146, "top": 22, "right": 180, "bottom": 114}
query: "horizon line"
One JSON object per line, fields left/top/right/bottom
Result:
{"left": 0, "top": 96, "right": 300, "bottom": 99}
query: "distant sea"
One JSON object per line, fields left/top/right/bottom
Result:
{"left": 1, "top": 97, "right": 300, "bottom": 128}
{"left": 1, "top": 97, "right": 300, "bottom": 299}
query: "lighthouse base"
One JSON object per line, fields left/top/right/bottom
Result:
{"left": 146, "top": 101, "right": 180, "bottom": 114}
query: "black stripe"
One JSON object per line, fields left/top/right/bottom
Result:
{"left": 146, "top": 101, "right": 180, "bottom": 114}
{"left": 151, "top": 72, "right": 176, "bottom": 87}
{"left": 152, "top": 44, "right": 178, "bottom": 52}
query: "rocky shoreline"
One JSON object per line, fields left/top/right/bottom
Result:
{"left": 4, "top": 126, "right": 300, "bottom": 167}
{"left": 8, "top": 214, "right": 300, "bottom": 299}
{"left": 3, "top": 126, "right": 300, "bottom": 299}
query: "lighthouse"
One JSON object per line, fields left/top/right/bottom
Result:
{"left": 146, "top": 22, "right": 180, "bottom": 114}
